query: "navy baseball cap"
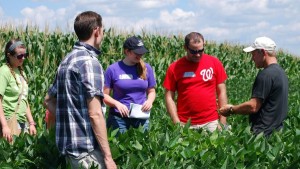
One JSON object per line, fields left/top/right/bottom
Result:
{"left": 123, "top": 36, "right": 148, "bottom": 55}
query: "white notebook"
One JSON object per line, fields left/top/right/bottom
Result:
{"left": 129, "top": 103, "right": 150, "bottom": 119}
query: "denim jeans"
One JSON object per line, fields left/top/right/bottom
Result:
{"left": 18, "top": 122, "right": 29, "bottom": 133}
{"left": 106, "top": 113, "right": 149, "bottom": 134}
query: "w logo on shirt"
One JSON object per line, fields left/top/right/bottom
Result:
{"left": 200, "top": 67, "right": 213, "bottom": 81}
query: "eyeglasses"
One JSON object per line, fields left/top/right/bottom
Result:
{"left": 187, "top": 46, "right": 204, "bottom": 54}
{"left": 15, "top": 53, "right": 29, "bottom": 60}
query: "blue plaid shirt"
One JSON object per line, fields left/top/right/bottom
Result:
{"left": 48, "top": 41, "right": 104, "bottom": 157}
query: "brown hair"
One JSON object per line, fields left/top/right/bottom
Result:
{"left": 4, "top": 39, "right": 28, "bottom": 86}
{"left": 74, "top": 11, "right": 102, "bottom": 41}
{"left": 184, "top": 32, "right": 204, "bottom": 47}
{"left": 137, "top": 59, "right": 147, "bottom": 80}
{"left": 124, "top": 48, "right": 147, "bottom": 80}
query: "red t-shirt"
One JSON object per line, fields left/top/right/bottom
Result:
{"left": 163, "top": 54, "right": 227, "bottom": 125}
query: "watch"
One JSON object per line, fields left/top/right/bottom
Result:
{"left": 29, "top": 121, "right": 36, "bottom": 126}
{"left": 229, "top": 106, "right": 234, "bottom": 114}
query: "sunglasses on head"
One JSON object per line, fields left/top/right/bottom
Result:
{"left": 15, "top": 53, "right": 29, "bottom": 60}
{"left": 187, "top": 46, "right": 204, "bottom": 54}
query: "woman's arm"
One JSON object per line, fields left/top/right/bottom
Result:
{"left": 141, "top": 87, "right": 156, "bottom": 112}
{"left": 0, "top": 95, "right": 13, "bottom": 142}
{"left": 25, "top": 104, "right": 37, "bottom": 135}
{"left": 103, "top": 86, "right": 129, "bottom": 117}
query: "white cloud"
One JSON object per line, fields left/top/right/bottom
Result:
{"left": 201, "top": 27, "right": 230, "bottom": 38}
{"left": 103, "top": 7, "right": 197, "bottom": 34}
{"left": 137, "top": 0, "right": 177, "bottom": 8}
{"left": 0, "top": 0, "right": 299, "bottom": 56}
{"left": 160, "top": 8, "right": 195, "bottom": 25}
{"left": 19, "top": 6, "right": 68, "bottom": 31}
{"left": 31, "top": 0, "right": 62, "bottom": 2}
{"left": 274, "top": 0, "right": 290, "bottom": 3}
{"left": 286, "top": 35, "right": 300, "bottom": 43}
{"left": 192, "top": 0, "right": 278, "bottom": 17}
{"left": 157, "top": 8, "right": 196, "bottom": 33}
{"left": 0, "top": 6, "right": 3, "bottom": 17}
{"left": 134, "top": 18, "right": 156, "bottom": 30}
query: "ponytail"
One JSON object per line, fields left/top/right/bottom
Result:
{"left": 137, "top": 59, "right": 147, "bottom": 80}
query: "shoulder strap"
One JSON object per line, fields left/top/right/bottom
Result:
{"left": 14, "top": 76, "right": 24, "bottom": 115}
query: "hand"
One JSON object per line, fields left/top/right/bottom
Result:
{"left": 217, "top": 124, "right": 222, "bottom": 130}
{"left": 219, "top": 104, "right": 233, "bottom": 117}
{"left": 1, "top": 126, "right": 13, "bottom": 143}
{"left": 115, "top": 102, "right": 129, "bottom": 117}
{"left": 29, "top": 125, "right": 37, "bottom": 135}
{"left": 104, "top": 157, "right": 117, "bottom": 169}
{"left": 141, "top": 100, "right": 153, "bottom": 112}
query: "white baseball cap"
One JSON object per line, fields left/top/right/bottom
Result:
{"left": 243, "top": 36, "right": 276, "bottom": 52}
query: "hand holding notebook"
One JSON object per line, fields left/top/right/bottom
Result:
{"left": 129, "top": 103, "right": 150, "bottom": 119}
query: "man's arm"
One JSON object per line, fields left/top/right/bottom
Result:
{"left": 217, "top": 83, "right": 228, "bottom": 125}
{"left": 87, "top": 96, "right": 116, "bottom": 169}
{"left": 165, "top": 89, "right": 180, "bottom": 124}
{"left": 220, "top": 98, "right": 262, "bottom": 116}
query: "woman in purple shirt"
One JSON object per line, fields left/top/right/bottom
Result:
{"left": 104, "top": 36, "right": 156, "bottom": 134}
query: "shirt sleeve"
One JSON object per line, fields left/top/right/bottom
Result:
{"left": 80, "top": 58, "right": 104, "bottom": 99}
{"left": 163, "top": 64, "right": 177, "bottom": 92}
{"left": 0, "top": 68, "right": 9, "bottom": 96}
{"left": 146, "top": 64, "right": 156, "bottom": 88}
{"left": 215, "top": 58, "right": 227, "bottom": 84}
{"left": 104, "top": 66, "right": 113, "bottom": 88}
{"left": 251, "top": 71, "right": 272, "bottom": 102}
{"left": 48, "top": 74, "right": 58, "bottom": 98}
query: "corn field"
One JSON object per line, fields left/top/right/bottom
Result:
{"left": 0, "top": 27, "right": 300, "bottom": 169}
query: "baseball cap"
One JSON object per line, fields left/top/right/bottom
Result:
{"left": 243, "top": 36, "right": 276, "bottom": 52}
{"left": 123, "top": 36, "right": 148, "bottom": 55}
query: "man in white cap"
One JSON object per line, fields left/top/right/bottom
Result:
{"left": 219, "top": 36, "right": 288, "bottom": 136}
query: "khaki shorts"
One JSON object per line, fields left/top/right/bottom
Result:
{"left": 67, "top": 149, "right": 105, "bottom": 169}
{"left": 182, "top": 120, "right": 219, "bottom": 132}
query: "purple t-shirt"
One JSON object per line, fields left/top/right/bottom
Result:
{"left": 104, "top": 61, "right": 156, "bottom": 114}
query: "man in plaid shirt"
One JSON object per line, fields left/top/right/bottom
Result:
{"left": 45, "top": 11, "right": 116, "bottom": 169}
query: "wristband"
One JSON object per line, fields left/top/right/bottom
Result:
{"left": 29, "top": 121, "right": 36, "bottom": 126}
{"left": 224, "top": 124, "right": 232, "bottom": 130}
{"left": 229, "top": 106, "right": 234, "bottom": 115}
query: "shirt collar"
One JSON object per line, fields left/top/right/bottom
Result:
{"left": 75, "top": 41, "right": 102, "bottom": 55}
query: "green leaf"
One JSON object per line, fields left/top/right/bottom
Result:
{"left": 221, "top": 156, "right": 228, "bottom": 169}
{"left": 132, "top": 140, "right": 143, "bottom": 150}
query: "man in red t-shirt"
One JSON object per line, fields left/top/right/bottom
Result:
{"left": 163, "top": 32, "right": 228, "bottom": 132}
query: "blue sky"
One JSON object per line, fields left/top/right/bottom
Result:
{"left": 0, "top": 0, "right": 299, "bottom": 57}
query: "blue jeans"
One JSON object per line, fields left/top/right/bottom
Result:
{"left": 18, "top": 122, "right": 29, "bottom": 133}
{"left": 106, "top": 114, "right": 149, "bottom": 134}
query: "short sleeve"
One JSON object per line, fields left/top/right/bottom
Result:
{"left": 48, "top": 74, "right": 58, "bottom": 98}
{"left": 0, "top": 70, "right": 9, "bottom": 96}
{"left": 215, "top": 58, "right": 227, "bottom": 84}
{"left": 251, "top": 72, "right": 272, "bottom": 102}
{"left": 146, "top": 64, "right": 156, "bottom": 88}
{"left": 163, "top": 64, "right": 177, "bottom": 92}
{"left": 79, "top": 58, "right": 104, "bottom": 99}
{"left": 104, "top": 67, "right": 113, "bottom": 88}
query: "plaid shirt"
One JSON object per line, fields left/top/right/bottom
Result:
{"left": 48, "top": 41, "right": 104, "bottom": 157}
